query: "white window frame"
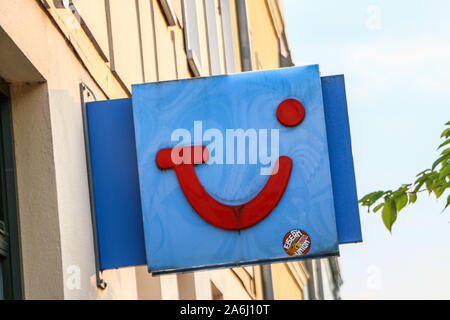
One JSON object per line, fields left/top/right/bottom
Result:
{"left": 203, "top": 0, "right": 223, "bottom": 75}
{"left": 219, "top": 0, "right": 236, "bottom": 74}
{"left": 182, "top": 0, "right": 203, "bottom": 77}
{"left": 158, "top": 0, "right": 178, "bottom": 26}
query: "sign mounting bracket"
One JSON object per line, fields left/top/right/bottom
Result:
{"left": 80, "top": 82, "right": 107, "bottom": 290}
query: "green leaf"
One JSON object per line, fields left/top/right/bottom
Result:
{"left": 441, "top": 148, "right": 450, "bottom": 156}
{"left": 425, "top": 176, "right": 435, "bottom": 194}
{"left": 438, "top": 139, "right": 450, "bottom": 150}
{"left": 414, "top": 180, "right": 425, "bottom": 193}
{"left": 382, "top": 198, "right": 397, "bottom": 232}
{"left": 395, "top": 193, "right": 408, "bottom": 212}
{"left": 409, "top": 193, "right": 417, "bottom": 204}
{"left": 359, "top": 191, "right": 386, "bottom": 211}
{"left": 445, "top": 195, "right": 450, "bottom": 212}
{"left": 368, "top": 191, "right": 385, "bottom": 206}
{"left": 416, "top": 169, "right": 431, "bottom": 177}
{"left": 442, "top": 128, "right": 450, "bottom": 138}
{"left": 433, "top": 186, "right": 445, "bottom": 199}
{"left": 373, "top": 203, "right": 384, "bottom": 213}
{"left": 430, "top": 174, "right": 443, "bottom": 189}
{"left": 432, "top": 154, "right": 450, "bottom": 171}
{"left": 365, "top": 191, "right": 384, "bottom": 201}
{"left": 359, "top": 191, "right": 381, "bottom": 204}
{"left": 439, "top": 163, "right": 450, "bottom": 180}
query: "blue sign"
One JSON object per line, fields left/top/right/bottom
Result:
{"left": 86, "top": 66, "right": 362, "bottom": 274}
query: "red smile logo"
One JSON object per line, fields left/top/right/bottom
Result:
{"left": 156, "top": 99, "right": 305, "bottom": 230}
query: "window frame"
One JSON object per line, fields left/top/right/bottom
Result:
{"left": 203, "top": 0, "right": 224, "bottom": 76}
{"left": 0, "top": 225, "right": 7, "bottom": 257}
{"left": 0, "top": 229, "right": 7, "bottom": 300}
{"left": 218, "top": 0, "right": 236, "bottom": 74}
{"left": 158, "top": 0, "right": 178, "bottom": 26}
{"left": 0, "top": 89, "right": 23, "bottom": 300}
{"left": 181, "top": 0, "right": 203, "bottom": 77}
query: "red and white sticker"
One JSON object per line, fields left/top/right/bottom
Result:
{"left": 283, "top": 229, "right": 311, "bottom": 256}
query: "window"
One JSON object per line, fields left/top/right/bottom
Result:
{"left": 0, "top": 261, "right": 4, "bottom": 300}
{"left": 182, "top": 0, "right": 202, "bottom": 76}
{"left": 0, "top": 225, "right": 7, "bottom": 300}
{"left": 204, "top": 0, "right": 225, "bottom": 75}
{"left": 158, "top": 0, "right": 178, "bottom": 26}
{"left": 0, "top": 88, "right": 22, "bottom": 300}
{"left": 182, "top": 0, "right": 236, "bottom": 76}
{"left": 218, "top": 0, "right": 236, "bottom": 73}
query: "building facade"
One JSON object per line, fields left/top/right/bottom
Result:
{"left": 0, "top": 0, "right": 340, "bottom": 300}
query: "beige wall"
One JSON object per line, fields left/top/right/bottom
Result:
{"left": 271, "top": 263, "right": 304, "bottom": 300}
{"left": 246, "top": 0, "right": 280, "bottom": 70}
{"left": 0, "top": 0, "right": 302, "bottom": 300}
{"left": 9, "top": 82, "right": 65, "bottom": 299}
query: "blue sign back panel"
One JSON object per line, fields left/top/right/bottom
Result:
{"left": 132, "top": 65, "right": 340, "bottom": 274}
{"left": 86, "top": 98, "right": 146, "bottom": 269}
{"left": 321, "top": 76, "right": 362, "bottom": 244}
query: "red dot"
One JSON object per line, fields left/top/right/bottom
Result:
{"left": 277, "top": 99, "right": 305, "bottom": 127}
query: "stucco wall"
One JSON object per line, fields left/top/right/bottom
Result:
{"left": 10, "top": 82, "right": 64, "bottom": 299}
{"left": 246, "top": 0, "right": 280, "bottom": 70}
{"left": 271, "top": 263, "right": 304, "bottom": 300}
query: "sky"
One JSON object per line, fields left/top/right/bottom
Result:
{"left": 284, "top": 0, "right": 450, "bottom": 299}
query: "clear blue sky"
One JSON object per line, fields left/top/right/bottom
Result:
{"left": 284, "top": 0, "right": 450, "bottom": 299}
